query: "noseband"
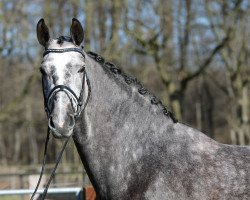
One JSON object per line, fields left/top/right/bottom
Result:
{"left": 42, "top": 48, "right": 90, "bottom": 119}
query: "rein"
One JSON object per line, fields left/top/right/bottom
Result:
{"left": 31, "top": 47, "right": 91, "bottom": 200}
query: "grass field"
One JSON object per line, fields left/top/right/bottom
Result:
{"left": 0, "top": 195, "right": 27, "bottom": 200}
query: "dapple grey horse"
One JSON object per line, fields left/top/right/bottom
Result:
{"left": 36, "top": 18, "right": 250, "bottom": 200}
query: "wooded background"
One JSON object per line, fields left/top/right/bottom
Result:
{"left": 0, "top": 0, "right": 249, "bottom": 167}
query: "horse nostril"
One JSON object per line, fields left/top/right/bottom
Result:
{"left": 69, "top": 115, "right": 75, "bottom": 127}
{"left": 49, "top": 117, "right": 56, "bottom": 129}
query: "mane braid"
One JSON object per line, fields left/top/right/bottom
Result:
{"left": 87, "top": 51, "right": 178, "bottom": 123}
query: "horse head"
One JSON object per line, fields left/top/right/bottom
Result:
{"left": 36, "top": 18, "right": 86, "bottom": 138}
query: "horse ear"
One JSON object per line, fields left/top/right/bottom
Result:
{"left": 37, "top": 18, "right": 50, "bottom": 47}
{"left": 70, "top": 18, "right": 84, "bottom": 46}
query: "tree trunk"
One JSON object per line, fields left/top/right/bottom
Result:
{"left": 84, "top": 0, "right": 94, "bottom": 51}
{"left": 0, "top": 124, "right": 7, "bottom": 165}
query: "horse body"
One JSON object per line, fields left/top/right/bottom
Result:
{"left": 36, "top": 18, "right": 250, "bottom": 200}
{"left": 73, "top": 53, "right": 250, "bottom": 200}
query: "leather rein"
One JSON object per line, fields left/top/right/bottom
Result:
{"left": 31, "top": 47, "right": 91, "bottom": 200}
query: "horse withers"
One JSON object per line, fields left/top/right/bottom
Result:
{"left": 36, "top": 18, "right": 250, "bottom": 200}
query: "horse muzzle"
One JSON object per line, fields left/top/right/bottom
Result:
{"left": 48, "top": 114, "right": 75, "bottom": 138}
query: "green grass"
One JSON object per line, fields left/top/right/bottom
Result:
{"left": 0, "top": 195, "right": 28, "bottom": 200}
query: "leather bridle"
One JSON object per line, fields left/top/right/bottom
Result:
{"left": 42, "top": 47, "right": 89, "bottom": 119}
{"left": 31, "top": 47, "right": 91, "bottom": 200}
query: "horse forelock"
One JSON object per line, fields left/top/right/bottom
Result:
{"left": 46, "top": 36, "right": 77, "bottom": 49}
{"left": 57, "top": 36, "right": 72, "bottom": 44}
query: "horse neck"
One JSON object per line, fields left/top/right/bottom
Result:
{"left": 73, "top": 53, "right": 176, "bottom": 197}
{"left": 78, "top": 53, "right": 176, "bottom": 139}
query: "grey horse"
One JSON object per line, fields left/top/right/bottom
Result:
{"left": 36, "top": 18, "right": 250, "bottom": 200}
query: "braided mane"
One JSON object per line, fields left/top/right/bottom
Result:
{"left": 87, "top": 51, "right": 178, "bottom": 123}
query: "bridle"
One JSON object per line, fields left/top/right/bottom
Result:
{"left": 31, "top": 47, "right": 91, "bottom": 200}
{"left": 42, "top": 48, "right": 89, "bottom": 119}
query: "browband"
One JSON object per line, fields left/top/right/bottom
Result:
{"left": 43, "top": 48, "right": 85, "bottom": 58}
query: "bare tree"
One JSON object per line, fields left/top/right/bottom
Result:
{"left": 206, "top": 0, "right": 250, "bottom": 145}
{"left": 125, "top": 0, "right": 230, "bottom": 121}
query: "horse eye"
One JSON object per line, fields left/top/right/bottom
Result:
{"left": 40, "top": 67, "right": 47, "bottom": 76}
{"left": 78, "top": 66, "right": 85, "bottom": 73}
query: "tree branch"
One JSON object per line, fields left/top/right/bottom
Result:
{"left": 181, "top": 35, "right": 230, "bottom": 89}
